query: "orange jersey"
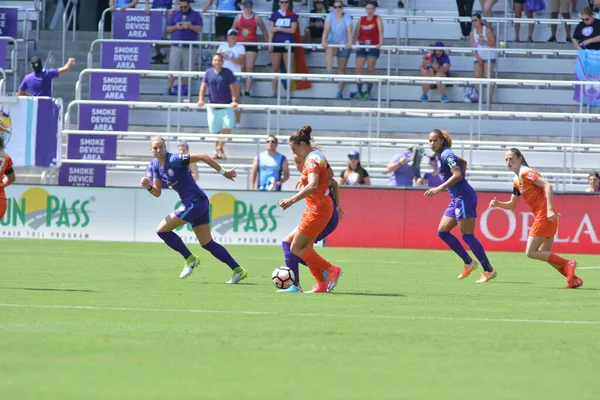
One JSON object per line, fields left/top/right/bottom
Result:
{"left": 301, "top": 149, "right": 331, "bottom": 211}
{"left": 512, "top": 166, "right": 554, "bottom": 218}
{"left": 0, "top": 152, "right": 14, "bottom": 200}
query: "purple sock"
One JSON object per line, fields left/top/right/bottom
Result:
{"left": 438, "top": 231, "right": 473, "bottom": 265}
{"left": 157, "top": 231, "right": 192, "bottom": 259}
{"left": 366, "top": 83, "right": 373, "bottom": 93}
{"left": 357, "top": 83, "right": 363, "bottom": 93}
{"left": 462, "top": 234, "right": 493, "bottom": 272}
{"left": 282, "top": 241, "right": 305, "bottom": 286}
{"left": 202, "top": 240, "right": 239, "bottom": 271}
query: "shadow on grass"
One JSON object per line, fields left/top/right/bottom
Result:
{"left": 0, "top": 287, "right": 97, "bottom": 293}
{"left": 192, "top": 282, "right": 259, "bottom": 286}
{"left": 490, "top": 281, "right": 534, "bottom": 285}
{"left": 332, "top": 292, "right": 405, "bottom": 297}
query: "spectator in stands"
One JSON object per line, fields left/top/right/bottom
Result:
{"left": 218, "top": 29, "right": 246, "bottom": 128}
{"left": 479, "top": 0, "right": 498, "bottom": 18}
{"left": 321, "top": 1, "right": 353, "bottom": 99}
{"left": 268, "top": 0, "right": 299, "bottom": 97}
{"left": 249, "top": 135, "right": 290, "bottom": 190}
{"left": 514, "top": 0, "right": 535, "bottom": 43}
{"left": 197, "top": 53, "right": 238, "bottom": 159}
{"left": 470, "top": 13, "right": 496, "bottom": 103}
{"left": 572, "top": 7, "right": 600, "bottom": 50}
{"left": 304, "top": 0, "right": 328, "bottom": 53}
{"left": 456, "top": 0, "right": 475, "bottom": 40}
{"left": 416, "top": 154, "right": 444, "bottom": 187}
{"left": 349, "top": 1, "right": 383, "bottom": 101}
{"left": 165, "top": 0, "right": 203, "bottom": 96}
{"left": 146, "top": 0, "right": 174, "bottom": 64}
{"left": 18, "top": 57, "right": 76, "bottom": 97}
{"left": 110, "top": 0, "right": 139, "bottom": 11}
{"left": 203, "top": 0, "right": 240, "bottom": 41}
{"left": 548, "top": 0, "right": 572, "bottom": 43}
{"left": 231, "top": 0, "right": 268, "bottom": 96}
{"left": 386, "top": 149, "right": 420, "bottom": 187}
{"left": 419, "top": 42, "right": 451, "bottom": 103}
{"left": 178, "top": 141, "right": 200, "bottom": 181}
{"left": 586, "top": 171, "right": 600, "bottom": 192}
{"left": 338, "top": 150, "right": 371, "bottom": 185}
{"left": 587, "top": 0, "right": 600, "bottom": 13}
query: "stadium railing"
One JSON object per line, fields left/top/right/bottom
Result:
{"left": 61, "top": 0, "right": 78, "bottom": 64}
{"left": 0, "top": 36, "right": 19, "bottom": 93}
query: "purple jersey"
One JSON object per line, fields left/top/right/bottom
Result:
{"left": 19, "top": 69, "right": 59, "bottom": 97}
{"left": 269, "top": 12, "right": 298, "bottom": 43}
{"left": 437, "top": 147, "right": 476, "bottom": 199}
{"left": 168, "top": 8, "right": 203, "bottom": 42}
{"left": 150, "top": 152, "right": 207, "bottom": 204}
{"left": 202, "top": 67, "right": 235, "bottom": 104}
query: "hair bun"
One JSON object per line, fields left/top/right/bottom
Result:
{"left": 301, "top": 125, "right": 312, "bottom": 135}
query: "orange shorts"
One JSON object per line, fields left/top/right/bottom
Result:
{"left": 298, "top": 204, "right": 333, "bottom": 239}
{"left": 0, "top": 198, "right": 6, "bottom": 221}
{"left": 529, "top": 216, "right": 558, "bottom": 238}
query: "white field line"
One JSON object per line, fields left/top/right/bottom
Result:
{"left": 578, "top": 266, "right": 600, "bottom": 270}
{"left": 0, "top": 303, "right": 598, "bottom": 326}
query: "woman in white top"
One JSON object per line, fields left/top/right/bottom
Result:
{"left": 321, "top": 1, "right": 353, "bottom": 99}
{"left": 218, "top": 29, "right": 246, "bottom": 127}
{"left": 470, "top": 13, "right": 497, "bottom": 104}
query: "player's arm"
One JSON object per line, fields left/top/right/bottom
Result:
{"left": 386, "top": 156, "right": 407, "bottom": 173}
{"left": 437, "top": 165, "right": 462, "bottom": 190}
{"left": 249, "top": 156, "right": 259, "bottom": 190}
{"left": 59, "top": 58, "right": 76, "bottom": 75}
{"left": 279, "top": 158, "right": 290, "bottom": 186}
{"left": 533, "top": 176, "right": 556, "bottom": 217}
{"left": 188, "top": 153, "right": 236, "bottom": 181}
{"left": 288, "top": 171, "right": 319, "bottom": 204}
{"left": 189, "top": 162, "right": 199, "bottom": 181}
{"left": 457, "top": 156, "right": 467, "bottom": 172}
{"left": 489, "top": 194, "right": 519, "bottom": 210}
{"left": 1, "top": 168, "right": 15, "bottom": 188}
{"left": 141, "top": 175, "right": 163, "bottom": 197}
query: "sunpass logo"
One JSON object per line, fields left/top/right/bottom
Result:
{"left": 1, "top": 187, "right": 92, "bottom": 229}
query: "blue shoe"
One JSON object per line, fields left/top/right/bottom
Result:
{"left": 335, "top": 91, "right": 343, "bottom": 99}
{"left": 277, "top": 284, "right": 302, "bottom": 293}
{"left": 349, "top": 91, "right": 362, "bottom": 100}
{"left": 420, "top": 94, "right": 428, "bottom": 102}
{"left": 181, "top": 84, "right": 189, "bottom": 96}
{"left": 441, "top": 95, "right": 449, "bottom": 103}
{"left": 323, "top": 269, "right": 329, "bottom": 284}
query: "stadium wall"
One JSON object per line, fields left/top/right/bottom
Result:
{"left": 326, "top": 188, "right": 600, "bottom": 254}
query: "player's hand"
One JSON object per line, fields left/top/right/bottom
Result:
{"left": 68, "top": 58, "right": 76, "bottom": 65}
{"left": 337, "top": 206, "right": 345, "bottom": 220}
{"left": 488, "top": 197, "right": 500, "bottom": 208}
{"left": 140, "top": 177, "right": 151, "bottom": 189}
{"left": 294, "top": 179, "right": 303, "bottom": 190}
{"left": 279, "top": 198, "right": 294, "bottom": 210}
{"left": 424, "top": 187, "right": 441, "bottom": 197}
{"left": 145, "top": 5, "right": 151, "bottom": 15}
{"left": 197, "top": 100, "right": 205, "bottom": 107}
{"left": 120, "top": 5, "right": 128, "bottom": 11}
{"left": 223, "top": 168, "right": 237, "bottom": 181}
{"left": 321, "top": 41, "right": 328, "bottom": 49}
{"left": 230, "top": 101, "right": 238, "bottom": 108}
{"left": 110, "top": 5, "right": 116, "bottom": 11}
{"left": 547, "top": 210, "right": 557, "bottom": 222}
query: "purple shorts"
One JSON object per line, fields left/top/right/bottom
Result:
{"left": 174, "top": 197, "right": 210, "bottom": 228}
{"left": 443, "top": 195, "right": 478, "bottom": 221}
{"left": 315, "top": 197, "right": 339, "bottom": 243}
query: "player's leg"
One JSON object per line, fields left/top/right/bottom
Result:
{"left": 458, "top": 217, "right": 496, "bottom": 282}
{"left": 527, "top": 219, "right": 577, "bottom": 284}
{"left": 539, "top": 238, "right": 583, "bottom": 289}
{"left": 156, "top": 212, "right": 197, "bottom": 277}
{"left": 0, "top": 198, "right": 7, "bottom": 221}
{"left": 280, "top": 227, "right": 304, "bottom": 292}
{"left": 437, "top": 203, "right": 478, "bottom": 278}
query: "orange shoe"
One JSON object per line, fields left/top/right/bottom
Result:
{"left": 306, "top": 282, "right": 328, "bottom": 294}
{"left": 458, "top": 260, "right": 479, "bottom": 280}
{"left": 475, "top": 268, "right": 497, "bottom": 283}
{"left": 565, "top": 260, "right": 577, "bottom": 283}
{"left": 565, "top": 277, "right": 583, "bottom": 289}
{"left": 327, "top": 266, "right": 343, "bottom": 292}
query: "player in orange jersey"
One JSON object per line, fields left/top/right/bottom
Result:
{"left": 488, "top": 148, "right": 582, "bottom": 289}
{"left": 278, "top": 125, "right": 343, "bottom": 293}
{"left": 0, "top": 121, "right": 16, "bottom": 220}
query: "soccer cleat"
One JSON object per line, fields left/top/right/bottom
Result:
{"left": 565, "top": 277, "right": 583, "bottom": 289}
{"left": 277, "top": 284, "right": 303, "bottom": 293}
{"left": 179, "top": 255, "right": 199, "bottom": 279}
{"left": 475, "top": 268, "right": 497, "bottom": 283}
{"left": 226, "top": 266, "right": 248, "bottom": 284}
{"left": 306, "top": 282, "right": 328, "bottom": 293}
{"left": 327, "top": 266, "right": 343, "bottom": 292}
{"left": 565, "top": 260, "right": 577, "bottom": 283}
{"left": 458, "top": 260, "right": 479, "bottom": 279}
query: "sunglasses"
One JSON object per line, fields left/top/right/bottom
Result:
{"left": 334, "top": 5, "right": 343, "bottom": 8}
{"left": 244, "top": 4, "right": 253, "bottom": 7}
{"left": 583, "top": 17, "right": 591, "bottom": 22}
{"left": 279, "top": 1, "right": 288, "bottom": 3}
{"left": 471, "top": 19, "right": 479, "bottom": 22}
{"left": 348, "top": 155, "right": 359, "bottom": 160}
{"left": 266, "top": 140, "right": 277, "bottom": 144}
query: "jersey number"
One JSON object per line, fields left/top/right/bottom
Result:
{"left": 0, "top": 157, "right": 6, "bottom": 173}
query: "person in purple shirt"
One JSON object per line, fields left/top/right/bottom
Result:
{"left": 198, "top": 53, "right": 238, "bottom": 160}
{"left": 268, "top": 0, "right": 298, "bottom": 96}
{"left": 18, "top": 56, "right": 76, "bottom": 97}
{"left": 417, "top": 154, "right": 444, "bottom": 187}
{"left": 141, "top": 135, "right": 248, "bottom": 283}
{"left": 166, "top": 0, "right": 203, "bottom": 95}
{"left": 424, "top": 129, "right": 497, "bottom": 283}
{"left": 387, "top": 150, "right": 420, "bottom": 187}
{"left": 419, "top": 42, "right": 451, "bottom": 103}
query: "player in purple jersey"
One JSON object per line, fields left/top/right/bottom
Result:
{"left": 278, "top": 153, "right": 343, "bottom": 293}
{"left": 424, "top": 129, "right": 497, "bottom": 283}
{"left": 141, "top": 136, "right": 248, "bottom": 283}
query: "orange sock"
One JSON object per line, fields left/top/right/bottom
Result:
{"left": 302, "top": 248, "right": 332, "bottom": 283}
{"left": 556, "top": 266, "right": 568, "bottom": 278}
{"left": 307, "top": 265, "right": 326, "bottom": 283}
{"left": 548, "top": 253, "right": 568, "bottom": 268}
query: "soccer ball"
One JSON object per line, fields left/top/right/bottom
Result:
{"left": 272, "top": 266, "right": 295, "bottom": 289}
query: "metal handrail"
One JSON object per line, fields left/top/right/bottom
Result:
{"left": 2, "top": 6, "right": 30, "bottom": 73}
{"left": 0, "top": 36, "right": 19, "bottom": 93}
{"left": 0, "top": 67, "right": 5, "bottom": 96}
{"left": 61, "top": 0, "right": 78, "bottom": 64}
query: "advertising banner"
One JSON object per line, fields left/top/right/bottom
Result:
{"left": 89, "top": 72, "right": 140, "bottom": 101}
{"left": 112, "top": 10, "right": 163, "bottom": 40}
{"left": 101, "top": 42, "right": 151, "bottom": 70}
{"left": 0, "top": 8, "right": 18, "bottom": 39}
{"left": 0, "top": 39, "right": 6, "bottom": 70}
{"left": 326, "top": 188, "right": 600, "bottom": 254}
{"left": 78, "top": 104, "right": 129, "bottom": 132}
{"left": 3, "top": 97, "right": 61, "bottom": 167}
{"left": 2, "top": 186, "right": 304, "bottom": 246}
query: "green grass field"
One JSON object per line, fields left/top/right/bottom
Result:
{"left": 1, "top": 239, "right": 599, "bottom": 400}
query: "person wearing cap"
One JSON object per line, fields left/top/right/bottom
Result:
{"left": 416, "top": 154, "right": 444, "bottom": 187}
{"left": 110, "top": 0, "right": 139, "bottom": 12}
{"left": 203, "top": 0, "right": 240, "bottom": 41}
{"left": 231, "top": 0, "right": 269, "bottom": 96}
{"left": 386, "top": 148, "right": 421, "bottom": 187}
{"left": 249, "top": 135, "right": 290, "bottom": 191}
{"left": 338, "top": 150, "right": 371, "bottom": 185}
{"left": 18, "top": 57, "right": 76, "bottom": 97}
{"left": 419, "top": 42, "right": 451, "bottom": 103}
{"left": 165, "top": 0, "right": 203, "bottom": 96}
{"left": 304, "top": 0, "right": 327, "bottom": 51}
{"left": 218, "top": 29, "right": 246, "bottom": 128}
